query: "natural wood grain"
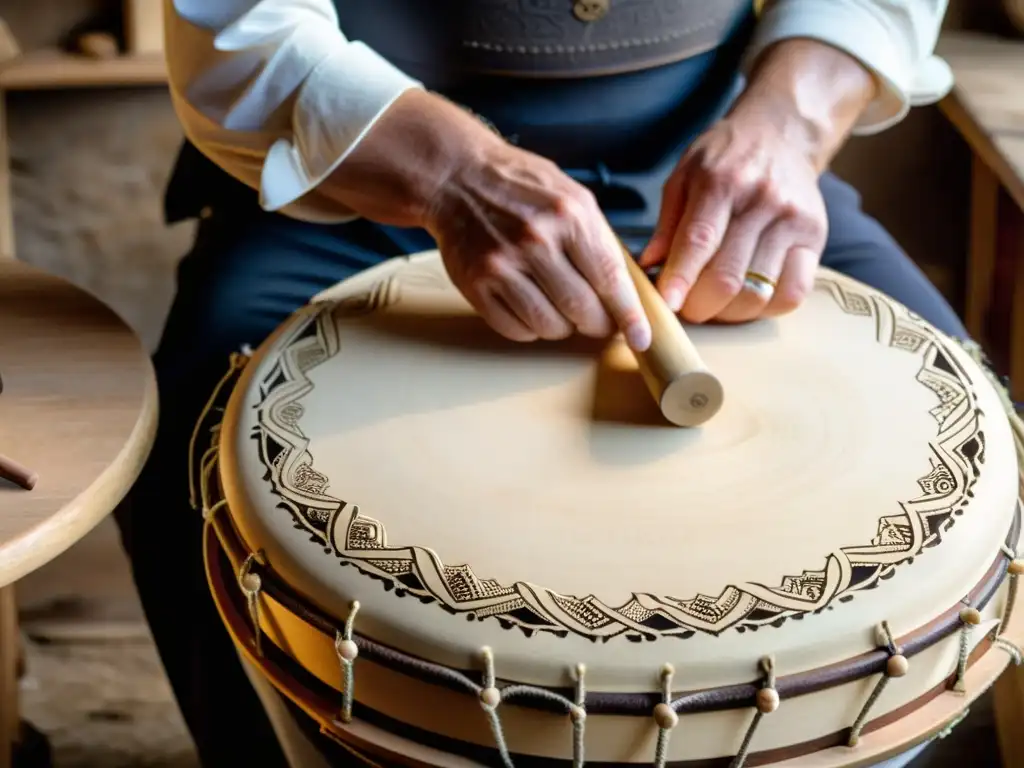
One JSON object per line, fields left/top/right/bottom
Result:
{"left": 0, "top": 261, "right": 155, "bottom": 765}
{"left": 0, "top": 586, "right": 15, "bottom": 768}
{"left": 0, "top": 48, "right": 166, "bottom": 90}
{"left": 19, "top": 618, "right": 150, "bottom": 644}
{"left": 937, "top": 31, "right": 1024, "bottom": 404}
{"left": 0, "top": 454, "right": 35, "bottom": 491}
{"left": 0, "top": 17, "right": 21, "bottom": 65}
{"left": 937, "top": 32, "right": 1024, "bottom": 214}
{"left": 123, "top": 0, "right": 164, "bottom": 56}
{"left": 622, "top": 252, "right": 724, "bottom": 427}
{"left": 0, "top": 94, "right": 14, "bottom": 260}
{"left": 1008, "top": 200, "right": 1024, "bottom": 401}
{"left": 967, "top": 159, "right": 999, "bottom": 342}
{"left": 0, "top": 259, "right": 157, "bottom": 588}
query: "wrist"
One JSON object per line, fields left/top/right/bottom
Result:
{"left": 321, "top": 89, "right": 505, "bottom": 228}
{"left": 731, "top": 39, "right": 877, "bottom": 172}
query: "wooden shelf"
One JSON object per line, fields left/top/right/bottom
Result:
{"left": 0, "top": 49, "right": 166, "bottom": 90}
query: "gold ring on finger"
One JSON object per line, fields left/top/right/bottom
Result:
{"left": 743, "top": 270, "right": 776, "bottom": 301}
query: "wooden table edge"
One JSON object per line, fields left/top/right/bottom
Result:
{"left": 0, "top": 363, "right": 158, "bottom": 588}
{"left": 939, "top": 90, "right": 1024, "bottom": 215}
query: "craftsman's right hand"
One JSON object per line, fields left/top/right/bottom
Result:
{"left": 426, "top": 143, "right": 651, "bottom": 350}
{"left": 321, "top": 90, "right": 651, "bottom": 351}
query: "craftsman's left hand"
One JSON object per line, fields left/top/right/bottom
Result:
{"left": 639, "top": 114, "right": 828, "bottom": 324}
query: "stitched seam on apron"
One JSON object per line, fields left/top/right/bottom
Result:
{"left": 460, "top": 14, "right": 725, "bottom": 54}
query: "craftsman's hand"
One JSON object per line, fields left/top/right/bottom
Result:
{"left": 320, "top": 89, "right": 650, "bottom": 351}
{"left": 426, "top": 143, "right": 649, "bottom": 349}
{"left": 640, "top": 39, "right": 877, "bottom": 324}
{"left": 639, "top": 115, "right": 827, "bottom": 324}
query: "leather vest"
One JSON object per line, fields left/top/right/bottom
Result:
{"left": 334, "top": 0, "right": 754, "bottom": 81}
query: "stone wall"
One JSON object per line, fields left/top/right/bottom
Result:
{"left": 9, "top": 88, "right": 192, "bottom": 352}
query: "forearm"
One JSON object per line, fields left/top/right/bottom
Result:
{"left": 729, "top": 39, "right": 877, "bottom": 173}
{"left": 742, "top": 0, "right": 952, "bottom": 138}
{"left": 316, "top": 90, "right": 505, "bottom": 230}
{"left": 165, "top": 0, "right": 422, "bottom": 222}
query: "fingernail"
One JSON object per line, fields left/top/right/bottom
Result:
{"left": 664, "top": 288, "right": 683, "bottom": 313}
{"left": 627, "top": 322, "right": 652, "bottom": 352}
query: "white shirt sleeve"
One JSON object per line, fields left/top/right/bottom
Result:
{"left": 164, "top": 0, "right": 423, "bottom": 222}
{"left": 166, "top": 0, "right": 949, "bottom": 223}
{"left": 744, "top": 0, "right": 953, "bottom": 135}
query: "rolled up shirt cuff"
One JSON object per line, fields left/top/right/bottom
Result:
{"left": 260, "top": 41, "right": 423, "bottom": 215}
{"left": 744, "top": 0, "right": 953, "bottom": 135}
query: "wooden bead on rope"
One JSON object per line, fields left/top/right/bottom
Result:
{"left": 756, "top": 687, "right": 780, "bottom": 714}
{"left": 653, "top": 702, "right": 678, "bottom": 730}
{"left": 0, "top": 452, "right": 38, "bottom": 491}
{"left": 336, "top": 638, "right": 359, "bottom": 662}
{"left": 1009, "top": 559, "right": 1024, "bottom": 576}
{"left": 480, "top": 686, "right": 501, "bottom": 709}
{"left": 886, "top": 653, "right": 909, "bottom": 679}
{"left": 239, "top": 570, "right": 262, "bottom": 594}
{"left": 960, "top": 607, "right": 982, "bottom": 626}
{"left": 621, "top": 245, "right": 724, "bottom": 428}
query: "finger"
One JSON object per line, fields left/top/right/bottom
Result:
{"left": 656, "top": 182, "right": 732, "bottom": 313}
{"left": 714, "top": 219, "right": 792, "bottom": 324}
{"left": 765, "top": 245, "right": 819, "bottom": 317}
{"left": 491, "top": 268, "right": 575, "bottom": 341}
{"left": 565, "top": 214, "right": 651, "bottom": 352}
{"left": 526, "top": 247, "right": 613, "bottom": 339}
{"left": 680, "top": 205, "right": 774, "bottom": 324}
{"left": 639, "top": 172, "right": 686, "bottom": 269}
{"left": 470, "top": 287, "right": 539, "bottom": 342}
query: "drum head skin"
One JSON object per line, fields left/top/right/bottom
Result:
{"left": 219, "top": 252, "right": 1018, "bottom": 694}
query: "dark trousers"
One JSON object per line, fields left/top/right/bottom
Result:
{"left": 114, "top": 171, "right": 967, "bottom": 767}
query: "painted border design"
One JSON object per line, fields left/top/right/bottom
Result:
{"left": 247, "top": 267, "right": 986, "bottom": 642}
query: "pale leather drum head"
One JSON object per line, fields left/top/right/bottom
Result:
{"left": 219, "top": 251, "right": 1017, "bottom": 697}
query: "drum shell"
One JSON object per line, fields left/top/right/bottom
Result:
{"left": 198, "top": 252, "right": 1024, "bottom": 766}
{"left": 205, "top": 506, "right": 1015, "bottom": 765}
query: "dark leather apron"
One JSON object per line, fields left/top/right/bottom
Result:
{"left": 165, "top": 0, "right": 757, "bottom": 237}
{"left": 332, "top": 0, "right": 752, "bottom": 79}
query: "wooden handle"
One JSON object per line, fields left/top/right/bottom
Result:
{"left": 0, "top": 452, "right": 37, "bottom": 491}
{"left": 622, "top": 247, "right": 724, "bottom": 427}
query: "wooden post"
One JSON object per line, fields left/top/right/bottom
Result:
{"left": 0, "top": 15, "right": 19, "bottom": 260}
{"left": 966, "top": 157, "right": 999, "bottom": 345}
{"left": 0, "top": 93, "right": 15, "bottom": 260}
{"left": 0, "top": 584, "right": 18, "bottom": 768}
{"left": 123, "top": 0, "right": 164, "bottom": 55}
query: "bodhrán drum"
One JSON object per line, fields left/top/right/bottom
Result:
{"left": 194, "top": 250, "right": 1024, "bottom": 767}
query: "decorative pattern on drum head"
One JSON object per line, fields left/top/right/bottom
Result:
{"left": 248, "top": 277, "right": 986, "bottom": 641}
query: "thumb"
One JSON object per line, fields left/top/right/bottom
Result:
{"left": 639, "top": 174, "right": 686, "bottom": 268}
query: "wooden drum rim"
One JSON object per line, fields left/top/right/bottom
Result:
{"left": 201, "top": 454, "right": 1020, "bottom": 716}
{"left": 202, "top": 515, "right": 1012, "bottom": 767}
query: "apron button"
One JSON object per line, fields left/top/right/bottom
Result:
{"left": 573, "top": 0, "right": 609, "bottom": 22}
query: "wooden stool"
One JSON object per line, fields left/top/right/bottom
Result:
{"left": 0, "top": 259, "right": 156, "bottom": 768}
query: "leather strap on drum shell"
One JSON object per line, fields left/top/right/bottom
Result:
{"left": 334, "top": 0, "right": 755, "bottom": 78}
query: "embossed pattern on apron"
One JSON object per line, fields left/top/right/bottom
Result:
{"left": 334, "top": 0, "right": 755, "bottom": 77}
